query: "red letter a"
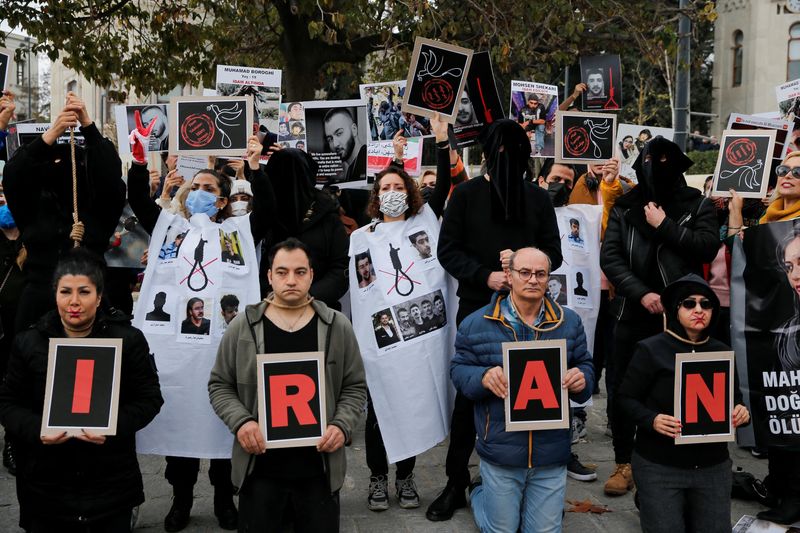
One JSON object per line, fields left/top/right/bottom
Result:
{"left": 269, "top": 374, "right": 317, "bottom": 427}
{"left": 513, "top": 360, "right": 559, "bottom": 411}
{"left": 685, "top": 372, "right": 726, "bottom": 423}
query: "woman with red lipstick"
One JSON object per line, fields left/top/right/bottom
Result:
{"left": 0, "top": 249, "right": 163, "bottom": 532}
{"left": 618, "top": 274, "right": 749, "bottom": 533}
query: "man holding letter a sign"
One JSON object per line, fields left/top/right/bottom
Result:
{"left": 450, "top": 247, "right": 593, "bottom": 533}
{"left": 209, "top": 238, "right": 366, "bottom": 532}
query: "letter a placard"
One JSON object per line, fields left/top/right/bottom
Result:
{"left": 257, "top": 352, "right": 327, "bottom": 449}
{"left": 674, "top": 351, "right": 734, "bottom": 445}
{"left": 41, "top": 338, "right": 122, "bottom": 437}
{"left": 503, "top": 340, "right": 569, "bottom": 432}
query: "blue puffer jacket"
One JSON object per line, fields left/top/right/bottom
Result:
{"left": 450, "top": 292, "right": 594, "bottom": 469}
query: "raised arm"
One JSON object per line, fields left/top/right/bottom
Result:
{"left": 428, "top": 112, "right": 453, "bottom": 218}
{"left": 127, "top": 163, "right": 161, "bottom": 235}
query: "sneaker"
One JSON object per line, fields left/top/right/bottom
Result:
{"left": 368, "top": 475, "right": 390, "bottom": 511}
{"left": 567, "top": 453, "right": 597, "bottom": 482}
{"left": 395, "top": 473, "right": 420, "bottom": 509}
{"left": 2, "top": 440, "right": 16, "bottom": 476}
{"left": 604, "top": 463, "right": 634, "bottom": 496}
{"left": 750, "top": 446, "right": 768, "bottom": 459}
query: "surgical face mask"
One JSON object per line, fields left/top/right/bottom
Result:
{"left": 547, "top": 182, "right": 570, "bottom": 207}
{"left": 230, "top": 200, "right": 250, "bottom": 217}
{"left": 0, "top": 204, "right": 15, "bottom": 229}
{"left": 378, "top": 190, "right": 408, "bottom": 218}
{"left": 185, "top": 189, "right": 220, "bottom": 218}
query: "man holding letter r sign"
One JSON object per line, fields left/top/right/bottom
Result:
{"left": 209, "top": 238, "right": 366, "bottom": 532}
{"left": 450, "top": 247, "right": 594, "bottom": 533}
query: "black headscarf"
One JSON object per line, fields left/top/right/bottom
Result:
{"left": 661, "top": 274, "right": 720, "bottom": 341}
{"left": 617, "top": 136, "right": 693, "bottom": 210}
{"left": 479, "top": 119, "right": 531, "bottom": 222}
{"left": 265, "top": 148, "right": 317, "bottom": 239}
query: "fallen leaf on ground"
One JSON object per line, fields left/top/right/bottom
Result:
{"left": 566, "top": 499, "right": 613, "bottom": 514}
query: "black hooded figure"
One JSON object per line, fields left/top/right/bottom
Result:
{"left": 617, "top": 274, "right": 748, "bottom": 533}
{"left": 599, "top": 136, "right": 719, "bottom": 495}
{"left": 254, "top": 148, "right": 349, "bottom": 309}
{"left": 430, "top": 119, "right": 562, "bottom": 521}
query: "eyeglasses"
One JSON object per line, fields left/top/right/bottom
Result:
{"left": 679, "top": 298, "right": 713, "bottom": 310}
{"left": 511, "top": 269, "right": 549, "bottom": 282}
{"left": 776, "top": 165, "right": 800, "bottom": 180}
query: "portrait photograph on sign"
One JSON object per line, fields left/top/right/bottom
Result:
{"left": 509, "top": 81, "right": 558, "bottom": 158}
{"left": 114, "top": 104, "right": 169, "bottom": 155}
{"left": 256, "top": 352, "right": 327, "bottom": 449}
{"left": 169, "top": 95, "right": 253, "bottom": 156}
{"left": 555, "top": 111, "right": 617, "bottom": 165}
{"left": 41, "top": 338, "right": 123, "bottom": 437}
{"left": 616, "top": 123, "right": 675, "bottom": 182}
{"left": 403, "top": 37, "right": 474, "bottom": 124}
{"left": 727, "top": 113, "right": 793, "bottom": 162}
{"left": 674, "top": 351, "right": 734, "bottom": 445}
{"left": 215, "top": 65, "right": 282, "bottom": 134}
{"left": 360, "top": 80, "right": 431, "bottom": 141}
{"left": 503, "top": 339, "right": 569, "bottom": 432}
{"left": 453, "top": 51, "right": 504, "bottom": 148}
{"left": 711, "top": 129, "right": 777, "bottom": 199}
{"left": 580, "top": 54, "right": 622, "bottom": 111}
{"left": 0, "top": 48, "right": 12, "bottom": 92}
{"left": 302, "top": 100, "right": 368, "bottom": 186}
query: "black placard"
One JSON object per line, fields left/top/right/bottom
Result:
{"left": 675, "top": 352, "right": 734, "bottom": 444}
{"left": 580, "top": 54, "right": 622, "bottom": 111}
{"left": 171, "top": 96, "right": 252, "bottom": 156}
{"left": 555, "top": 111, "right": 617, "bottom": 164}
{"left": 0, "top": 49, "right": 10, "bottom": 92}
{"left": 711, "top": 129, "right": 776, "bottom": 199}
{"left": 452, "top": 51, "right": 504, "bottom": 148}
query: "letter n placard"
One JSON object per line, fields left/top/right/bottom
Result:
{"left": 41, "top": 338, "right": 123, "bottom": 437}
{"left": 674, "top": 351, "right": 734, "bottom": 445}
{"left": 503, "top": 340, "right": 569, "bottom": 432}
{"left": 257, "top": 352, "right": 327, "bottom": 449}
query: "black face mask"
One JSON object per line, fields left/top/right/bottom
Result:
{"left": 420, "top": 186, "right": 434, "bottom": 204}
{"left": 547, "top": 182, "right": 570, "bottom": 207}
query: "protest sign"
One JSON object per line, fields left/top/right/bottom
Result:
{"left": 216, "top": 65, "right": 281, "bottom": 136}
{"left": 674, "top": 351, "right": 735, "bottom": 445}
{"left": 453, "top": 51, "right": 504, "bottom": 148}
{"left": 114, "top": 104, "right": 169, "bottom": 155}
{"left": 509, "top": 81, "right": 558, "bottom": 158}
{"left": 775, "top": 78, "right": 800, "bottom": 153}
{"left": 503, "top": 340, "right": 569, "bottom": 432}
{"left": 257, "top": 352, "right": 327, "bottom": 449}
{"left": 0, "top": 48, "right": 12, "bottom": 92}
{"left": 360, "top": 80, "right": 431, "bottom": 140}
{"left": 169, "top": 96, "right": 253, "bottom": 156}
{"left": 176, "top": 155, "right": 208, "bottom": 181}
{"left": 7, "top": 123, "right": 85, "bottom": 159}
{"left": 105, "top": 204, "right": 150, "bottom": 269}
{"left": 403, "top": 38, "right": 474, "bottom": 124}
{"left": 580, "top": 54, "right": 622, "bottom": 111}
{"left": 365, "top": 137, "right": 423, "bottom": 176}
{"left": 711, "top": 129, "right": 776, "bottom": 199}
{"left": 616, "top": 124, "right": 674, "bottom": 182}
{"left": 555, "top": 111, "right": 617, "bottom": 165}
{"left": 41, "top": 338, "right": 122, "bottom": 437}
{"left": 727, "top": 113, "right": 793, "bottom": 162}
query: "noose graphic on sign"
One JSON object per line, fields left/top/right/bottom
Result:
{"left": 187, "top": 238, "right": 210, "bottom": 291}
{"left": 389, "top": 243, "right": 414, "bottom": 297}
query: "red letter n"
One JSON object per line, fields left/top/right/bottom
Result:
{"left": 685, "top": 372, "right": 726, "bottom": 423}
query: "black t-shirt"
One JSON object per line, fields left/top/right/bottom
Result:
{"left": 252, "top": 312, "right": 324, "bottom": 479}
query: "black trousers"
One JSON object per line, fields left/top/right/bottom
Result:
{"left": 165, "top": 456, "right": 233, "bottom": 492}
{"left": 610, "top": 317, "right": 662, "bottom": 464}
{"left": 593, "top": 290, "right": 614, "bottom": 396}
{"left": 365, "top": 393, "right": 415, "bottom": 479}
{"left": 238, "top": 475, "right": 339, "bottom": 533}
{"left": 30, "top": 508, "right": 132, "bottom": 533}
{"left": 766, "top": 447, "right": 800, "bottom": 500}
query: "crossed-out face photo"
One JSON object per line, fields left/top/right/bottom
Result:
{"left": 391, "top": 289, "right": 447, "bottom": 341}
{"left": 371, "top": 308, "right": 401, "bottom": 349}
{"left": 355, "top": 250, "right": 377, "bottom": 289}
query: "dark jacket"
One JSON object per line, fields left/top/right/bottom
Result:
{"left": 450, "top": 293, "right": 593, "bottom": 469}
{"left": 438, "top": 178, "right": 563, "bottom": 314}
{"left": 600, "top": 189, "right": 719, "bottom": 321}
{"left": 0, "top": 310, "right": 163, "bottom": 522}
{"left": 3, "top": 124, "right": 125, "bottom": 286}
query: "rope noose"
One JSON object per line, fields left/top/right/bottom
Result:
{"left": 69, "top": 127, "right": 85, "bottom": 247}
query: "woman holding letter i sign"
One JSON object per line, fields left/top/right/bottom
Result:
{"left": 617, "top": 275, "right": 749, "bottom": 533}
{"left": 0, "top": 249, "right": 163, "bottom": 532}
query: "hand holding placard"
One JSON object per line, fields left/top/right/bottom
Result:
{"left": 653, "top": 414, "right": 682, "bottom": 439}
{"left": 482, "top": 366, "right": 508, "bottom": 399}
{"left": 562, "top": 367, "right": 586, "bottom": 394}
{"left": 237, "top": 420, "right": 266, "bottom": 455}
{"left": 317, "top": 424, "right": 345, "bottom": 453}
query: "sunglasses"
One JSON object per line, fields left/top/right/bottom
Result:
{"left": 679, "top": 298, "right": 713, "bottom": 310}
{"left": 776, "top": 165, "right": 800, "bottom": 180}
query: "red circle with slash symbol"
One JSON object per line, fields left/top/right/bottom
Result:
{"left": 422, "top": 79, "right": 454, "bottom": 111}
{"left": 725, "top": 138, "right": 757, "bottom": 166}
{"left": 565, "top": 126, "right": 590, "bottom": 157}
{"left": 181, "top": 113, "right": 215, "bottom": 148}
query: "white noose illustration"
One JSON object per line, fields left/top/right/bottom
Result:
{"left": 417, "top": 49, "right": 464, "bottom": 82}
{"left": 207, "top": 103, "right": 244, "bottom": 149}
{"left": 719, "top": 159, "right": 764, "bottom": 191}
{"left": 584, "top": 119, "right": 612, "bottom": 159}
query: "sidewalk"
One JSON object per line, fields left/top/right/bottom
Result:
{"left": 0, "top": 390, "right": 771, "bottom": 531}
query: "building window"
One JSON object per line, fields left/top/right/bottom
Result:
{"left": 790, "top": 23, "right": 800, "bottom": 81}
{"left": 16, "top": 60, "right": 25, "bottom": 86}
{"left": 732, "top": 30, "right": 743, "bottom": 87}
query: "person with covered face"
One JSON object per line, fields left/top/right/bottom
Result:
{"left": 600, "top": 136, "right": 719, "bottom": 497}
{"left": 431, "top": 119, "right": 562, "bottom": 521}
{"left": 618, "top": 274, "right": 749, "bottom": 533}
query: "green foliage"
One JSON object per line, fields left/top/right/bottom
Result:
{"left": 687, "top": 149, "right": 720, "bottom": 175}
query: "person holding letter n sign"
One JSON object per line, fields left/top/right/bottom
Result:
{"left": 0, "top": 249, "right": 164, "bottom": 532}
{"left": 450, "top": 247, "right": 593, "bottom": 533}
{"left": 209, "top": 238, "right": 366, "bottom": 532}
{"left": 618, "top": 275, "right": 749, "bottom": 533}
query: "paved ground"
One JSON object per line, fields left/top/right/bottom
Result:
{"left": 0, "top": 390, "right": 772, "bottom": 532}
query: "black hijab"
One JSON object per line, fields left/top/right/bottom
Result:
{"left": 617, "top": 136, "right": 693, "bottom": 210}
{"left": 479, "top": 119, "right": 531, "bottom": 222}
{"left": 264, "top": 148, "right": 317, "bottom": 238}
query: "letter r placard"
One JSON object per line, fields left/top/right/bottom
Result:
{"left": 503, "top": 340, "right": 569, "bottom": 432}
{"left": 674, "top": 351, "right": 735, "bottom": 445}
{"left": 257, "top": 352, "right": 327, "bottom": 449}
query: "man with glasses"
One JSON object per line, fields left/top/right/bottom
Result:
{"left": 451, "top": 247, "right": 593, "bottom": 532}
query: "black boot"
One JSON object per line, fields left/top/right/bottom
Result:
{"left": 425, "top": 484, "right": 467, "bottom": 522}
{"left": 3, "top": 440, "right": 16, "bottom": 476}
{"left": 214, "top": 487, "right": 238, "bottom": 530}
{"left": 757, "top": 495, "right": 800, "bottom": 525}
{"left": 164, "top": 485, "right": 193, "bottom": 532}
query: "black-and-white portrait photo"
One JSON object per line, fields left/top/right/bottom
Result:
{"left": 355, "top": 250, "right": 377, "bottom": 289}
{"left": 304, "top": 101, "right": 367, "bottom": 184}
{"left": 391, "top": 289, "right": 447, "bottom": 341}
{"left": 408, "top": 230, "right": 433, "bottom": 260}
{"left": 579, "top": 54, "right": 622, "bottom": 111}
{"left": 546, "top": 274, "right": 568, "bottom": 306}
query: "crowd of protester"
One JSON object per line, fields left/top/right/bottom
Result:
{"left": 0, "top": 80, "right": 796, "bottom": 533}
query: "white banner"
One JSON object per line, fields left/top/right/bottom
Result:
{"left": 348, "top": 204, "right": 457, "bottom": 463}
{"left": 134, "top": 211, "right": 261, "bottom": 458}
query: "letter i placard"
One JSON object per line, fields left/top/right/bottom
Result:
{"left": 674, "top": 351, "right": 735, "bottom": 445}
{"left": 502, "top": 340, "right": 569, "bottom": 432}
{"left": 257, "top": 351, "right": 327, "bottom": 449}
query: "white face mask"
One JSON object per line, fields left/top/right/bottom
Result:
{"left": 378, "top": 190, "right": 408, "bottom": 218}
{"left": 230, "top": 200, "right": 250, "bottom": 217}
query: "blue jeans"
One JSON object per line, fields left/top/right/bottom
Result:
{"left": 534, "top": 125, "right": 545, "bottom": 154}
{"left": 471, "top": 460, "right": 566, "bottom": 533}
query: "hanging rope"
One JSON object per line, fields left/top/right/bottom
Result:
{"left": 69, "top": 127, "right": 84, "bottom": 247}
